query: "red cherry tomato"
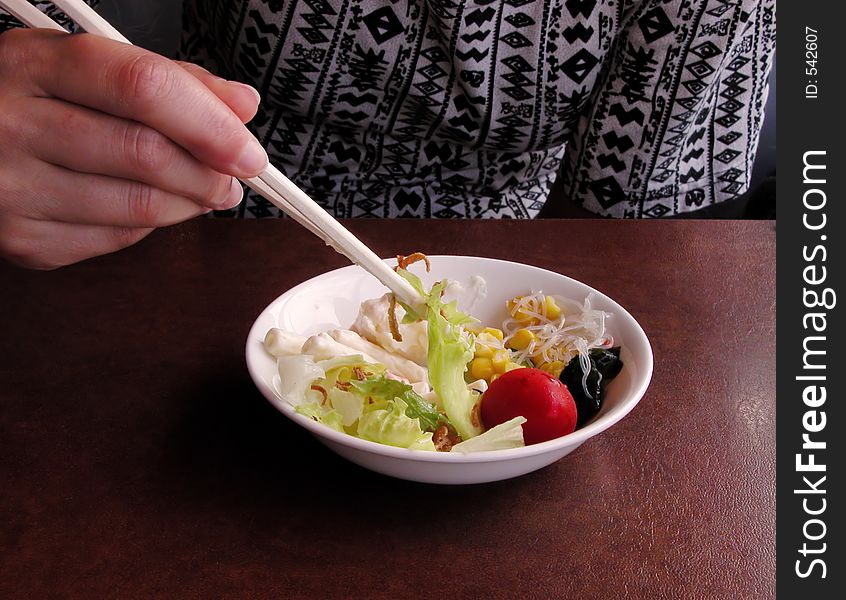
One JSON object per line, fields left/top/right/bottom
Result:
{"left": 481, "top": 368, "right": 577, "bottom": 445}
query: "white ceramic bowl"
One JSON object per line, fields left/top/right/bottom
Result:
{"left": 246, "top": 256, "right": 653, "bottom": 484}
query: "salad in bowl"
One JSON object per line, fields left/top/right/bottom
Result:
{"left": 246, "top": 255, "right": 651, "bottom": 483}
{"left": 258, "top": 254, "right": 627, "bottom": 455}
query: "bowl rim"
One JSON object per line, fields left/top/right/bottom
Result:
{"left": 246, "top": 255, "right": 653, "bottom": 463}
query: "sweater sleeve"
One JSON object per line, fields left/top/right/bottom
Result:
{"left": 1, "top": 0, "right": 100, "bottom": 34}
{"left": 558, "top": 0, "right": 776, "bottom": 217}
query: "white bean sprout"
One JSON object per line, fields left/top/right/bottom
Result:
{"left": 502, "top": 292, "right": 613, "bottom": 370}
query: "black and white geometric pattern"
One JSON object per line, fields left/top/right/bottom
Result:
{"left": 0, "top": 0, "right": 96, "bottom": 32}
{"left": 2, "top": 0, "right": 776, "bottom": 218}
{"left": 560, "top": 0, "right": 776, "bottom": 217}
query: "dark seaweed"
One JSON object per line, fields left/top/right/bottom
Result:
{"left": 559, "top": 347, "right": 624, "bottom": 427}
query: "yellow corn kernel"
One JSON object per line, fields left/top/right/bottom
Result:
{"left": 544, "top": 296, "right": 562, "bottom": 320}
{"left": 476, "top": 332, "right": 499, "bottom": 347}
{"left": 505, "top": 362, "right": 524, "bottom": 372}
{"left": 483, "top": 327, "right": 504, "bottom": 341}
{"left": 539, "top": 361, "right": 566, "bottom": 377}
{"left": 490, "top": 373, "right": 501, "bottom": 383}
{"left": 516, "top": 311, "right": 538, "bottom": 325}
{"left": 506, "top": 328, "right": 535, "bottom": 351}
{"left": 492, "top": 350, "right": 510, "bottom": 373}
{"left": 470, "top": 357, "right": 494, "bottom": 381}
{"left": 551, "top": 361, "right": 565, "bottom": 374}
{"left": 529, "top": 349, "right": 545, "bottom": 361}
{"left": 473, "top": 341, "right": 493, "bottom": 358}
{"left": 507, "top": 298, "right": 538, "bottom": 325}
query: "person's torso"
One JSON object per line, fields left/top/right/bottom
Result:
{"left": 181, "top": 0, "right": 620, "bottom": 217}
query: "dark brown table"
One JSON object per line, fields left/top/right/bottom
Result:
{"left": 0, "top": 220, "right": 775, "bottom": 599}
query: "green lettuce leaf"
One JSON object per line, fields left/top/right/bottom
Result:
{"left": 295, "top": 402, "right": 345, "bottom": 433}
{"left": 319, "top": 355, "right": 384, "bottom": 386}
{"left": 394, "top": 268, "right": 428, "bottom": 324}
{"left": 395, "top": 269, "right": 477, "bottom": 327}
{"left": 450, "top": 416, "right": 527, "bottom": 453}
{"left": 276, "top": 355, "right": 326, "bottom": 406}
{"left": 327, "top": 387, "right": 364, "bottom": 427}
{"left": 350, "top": 375, "right": 446, "bottom": 431}
{"left": 277, "top": 354, "right": 383, "bottom": 407}
{"left": 395, "top": 269, "right": 483, "bottom": 441}
{"left": 356, "top": 399, "right": 436, "bottom": 451}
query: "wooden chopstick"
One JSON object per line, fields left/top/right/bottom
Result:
{"left": 50, "top": 0, "right": 129, "bottom": 43}
{"left": 255, "top": 165, "right": 426, "bottom": 308}
{"left": 0, "top": 0, "right": 426, "bottom": 311}
{"left": 244, "top": 175, "right": 329, "bottom": 242}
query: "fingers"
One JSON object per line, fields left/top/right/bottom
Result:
{"left": 23, "top": 163, "right": 234, "bottom": 227}
{"left": 22, "top": 97, "right": 243, "bottom": 210}
{"left": 175, "top": 61, "right": 260, "bottom": 124}
{"left": 0, "top": 216, "right": 153, "bottom": 270}
{"left": 0, "top": 31, "right": 255, "bottom": 270}
{"left": 2, "top": 30, "right": 268, "bottom": 178}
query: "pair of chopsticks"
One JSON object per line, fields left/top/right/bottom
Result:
{"left": 1, "top": 0, "right": 425, "bottom": 312}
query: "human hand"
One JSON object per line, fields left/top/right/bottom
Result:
{"left": 0, "top": 29, "right": 268, "bottom": 269}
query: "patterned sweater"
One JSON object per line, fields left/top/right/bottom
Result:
{"left": 2, "top": 0, "right": 776, "bottom": 218}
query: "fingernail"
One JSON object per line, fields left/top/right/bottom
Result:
{"left": 235, "top": 138, "right": 268, "bottom": 176}
{"left": 222, "top": 177, "right": 244, "bottom": 208}
{"left": 229, "top": 81, "right": 261, "bottom": 104}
